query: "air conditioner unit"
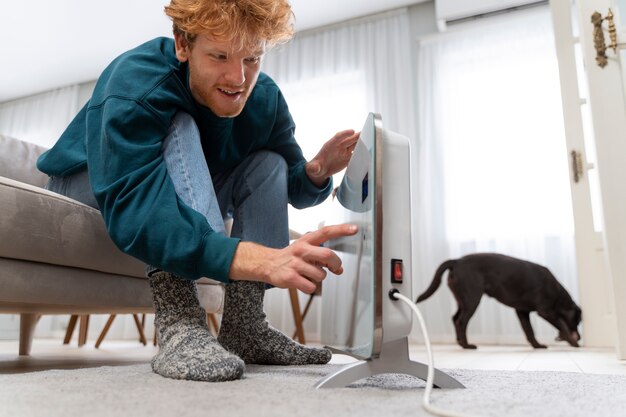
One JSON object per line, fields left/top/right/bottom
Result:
{"left": 435, "top": 0, "right": 544, "bottom": 31}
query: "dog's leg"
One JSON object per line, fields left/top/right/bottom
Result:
{"left": 449, "top": 273, "right": 481, "bottom": 349}
{"left": 515, "top": 310, "right": 546, "bottom": 349}
{"left": 453, "top": 299, "right": 481, "bottom": 349}
{"left": 452, "top": 308, "right": 463, "bottom": 345}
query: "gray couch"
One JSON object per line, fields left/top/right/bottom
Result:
{"left": 0, "top": 134, "right": 224, "bottom": 355}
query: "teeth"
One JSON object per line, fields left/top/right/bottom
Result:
{"left": 220, "top": 88, "right": 239, "bottom": 95}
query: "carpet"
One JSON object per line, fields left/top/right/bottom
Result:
{"left": 2, "top": 363, "right": 625, "bottom": 417}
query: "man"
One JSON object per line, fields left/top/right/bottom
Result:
{"left": 37, "top": 0, "right": 358, "bottom": 382}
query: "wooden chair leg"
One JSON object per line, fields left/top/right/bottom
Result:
{"left": 78, "top": 315, "right": 90, "bottom": 347}
{"left": 19, "top": 313, "right": 40, "bottom": 356}
{"left": 206, "top": 313, "right": 220, "bottom": 336}
{"left": 288, "top": 288, "right": 306, "bottom": 344}
{"left": 301, "top": 294, "right": 316, "bottom": 321}
{"left": 95, "top": 314, "right": 117, "bottom": 348}
{"left": 63, "top": 315, "right": 79, "bottom": 345}
{"left": 141, "top": 313, "right": 153, "bottom": 346}
{"left": 292, "top": 294, "right": 316, "bottom": 340}
{"left": 132, "top": 314, "right": 148, "bottom": 346}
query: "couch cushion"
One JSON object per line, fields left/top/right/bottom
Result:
{"left": 0, "top": 257, "right": 224, "bottom": 314}
{"left": 0, "top": 134, "right": 49, "bottom": 188}
{"left": 0, "top": 176, "right": 147, "bottom": 278}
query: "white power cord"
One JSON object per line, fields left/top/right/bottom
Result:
{"left": 390, "top": 291, "right": 483, "bottom": 417}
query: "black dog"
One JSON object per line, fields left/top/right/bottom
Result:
{"left": 416, "top": 253, "right": 582, "bottom": 349}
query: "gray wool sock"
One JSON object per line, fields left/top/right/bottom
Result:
{"left": 149, "top": 271, "right": 244, "bottom": 381}
{"left": 218, "top": 280, "right": 332, "bottom": 365}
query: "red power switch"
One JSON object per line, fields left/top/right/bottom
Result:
{"left": 391, "top": 259, "right": 403, "bottom": 284}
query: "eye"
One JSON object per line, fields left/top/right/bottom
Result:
{"left": 210, "top": 53, "right": 227, "bottom": 61}
{"left": 245, "top": 56, "right": 261, "bottom": 64}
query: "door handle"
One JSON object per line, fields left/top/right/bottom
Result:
{"left": 571, "top": 150, "right": 584, "bottom": 183}
{"left": 592, "top": 9, "right": 623, "bottom": 68}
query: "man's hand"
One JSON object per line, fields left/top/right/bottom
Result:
{"left": 229, "top": 224, "right": 358, "bottom": 293}
{"left": 305, "top": 130, "right": 360, "bottom": 187}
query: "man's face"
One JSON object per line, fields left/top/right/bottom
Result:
{"left": 174, "top": 33, "right": 265, "bottom": 117}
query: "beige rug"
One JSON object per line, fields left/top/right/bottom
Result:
{"left": 2, "top": 363, "right": 626, "bottom": 417}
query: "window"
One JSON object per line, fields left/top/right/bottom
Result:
{"left": 430, "top": 15, "right": 575, "bottom": 242}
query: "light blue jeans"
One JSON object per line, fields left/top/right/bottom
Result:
{"left": 47, "top": 112, "right": 290, "bottom": 276}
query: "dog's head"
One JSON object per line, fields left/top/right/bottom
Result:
{"left": 555, "top": 305, "right": 582, "bottom": 347}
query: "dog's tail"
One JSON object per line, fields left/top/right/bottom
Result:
{"left": 415, "top": 259, "right": 456, "bottom": 303}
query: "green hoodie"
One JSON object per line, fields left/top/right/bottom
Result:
{"left": 37, "top": 37, "right": 331, "bottom": 282}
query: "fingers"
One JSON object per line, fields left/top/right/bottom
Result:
{"left": 287, "top": 251, "right": 340, "bottom": 293}
{"left": 295, "top": 278, "right": 318, "bottom": 294}
{"left": 333, "top": 130, "right": 359, "bottom": 148}
{"left": 301, "top": 245, "right": 343, "bottom": 275}
{"left": 344, "top": 130, "right": 360, "bottom": 142}
{"left": 271, "top": 225, "right": 357, "bottom": 293}
{"left": 327, "top": 130, "right": 358, "bottom": 148}
{"left": 298, "top": 259, "right": 328, "bottom": 282}
{"left": 336, "top": 131, "right": 359, "bottom": 159}
{"left": 300, "top": 223, "right": 358, "bottom": 247}
{"left": 309, "top": 130, "right": 359, "bottom": 180}
{"left": 332, "top": 129, "right": 356, "bottom": 141}
{"left": 282, "top": 262, "right": 325, "bottom": 294}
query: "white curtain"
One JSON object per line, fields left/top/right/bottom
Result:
{"left": 0, "top": 81, "right": 95, "bottom": 148}
{"left": 414, "top": 5, "right": 578, "bottom": 345}
{"left": 261, "top": 8, "right": 417, "bottom": 341}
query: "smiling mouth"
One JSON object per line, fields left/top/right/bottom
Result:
{"left": 218, "top": 87, "right": 243, "bottom": 97}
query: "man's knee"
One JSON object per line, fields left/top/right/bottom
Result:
{"left": 172, "top": 112, "right": 197, "bottom": 133}
{"left": 162, "top": 112, "right": 202, "bottom": 157}
{"left": 233, "top": 151, "right": 288, "bottom": 200}
{"left": 248, "top": 150, "right": 288, "bottom": 181}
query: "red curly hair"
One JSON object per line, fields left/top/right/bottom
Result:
{"left": 164, "top": 0, "right": 295, "bottom": 50}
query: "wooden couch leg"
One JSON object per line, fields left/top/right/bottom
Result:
{"left": 63, "top": 315, "right": 79, "bottom": 344}
{"left": 19, "top": 313, "right": 40, "bottom": 356}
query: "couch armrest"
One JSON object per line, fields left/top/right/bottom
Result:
{"left": 0, "top": 134, "right": 49, "bottom": 187}
{"left": 0, "top": 175, "right": 146, "bottom": 278}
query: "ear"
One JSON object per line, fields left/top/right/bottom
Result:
{"left": 174, "top": 33, "right": 191, "bottom": 63}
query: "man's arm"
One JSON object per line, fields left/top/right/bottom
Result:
{"left": 228, "top": 223, "right": 358, "bottom": 293}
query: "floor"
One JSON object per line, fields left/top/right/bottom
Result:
{"left": 409, "top": 344, "right": 626, "bottom": 375}
{"left": 1, "top": 338, "right": 625, "bottom": 376}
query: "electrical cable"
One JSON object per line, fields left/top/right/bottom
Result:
{"left": 390, "top": 291, "right": 483, "bottom": 417}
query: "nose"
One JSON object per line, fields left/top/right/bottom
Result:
{"left": 224, "top": 60, "right": 245, "bottom": 86}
